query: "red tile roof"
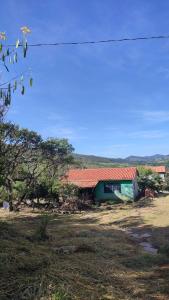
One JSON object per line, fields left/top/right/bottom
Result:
{"left": 64, "top": 167, "right": 138, "bottom": 188}
{"left": 144, "top": 166, "right": 166, "bottom": 173}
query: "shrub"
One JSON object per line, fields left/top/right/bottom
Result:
{"left": 138, "top": 173, "right": 164, "bottom": 193}
{"left": 58, "top": 183, "right": 79, "bottom": 202}
{"left": 33, "top": 214, "right": 50, "bottom": 241}
{"left": 158, "top": 243, "right": 169, "bottom": 257}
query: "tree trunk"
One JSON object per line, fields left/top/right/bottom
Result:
{"left": 6, "top": 179, "right": 14, "bottom": 211}
{"left": 9, "top": 197, "right": 14, "bottom": 211}
{"left": 15, "top": 192, "right": 28, "bottom": 209}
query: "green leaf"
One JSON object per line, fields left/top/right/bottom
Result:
{"left": 8, "top": 84, "right": 11, "bottom": 93}
{"left": 13, "top": 52, "right": 18, "bottom": 63}
{"left": 23, "top": 47, "right": 27, "bottom": 58}
{"left": 22, "top": 38, "right": 28, "bottom": 58}
{"left": 29, "top": 78, "right": 33, "bottom": 87}
{"left": 21, "top": 86, "right": 25, "bottom": 95}
{"left": 6, "top": 48, "right": 10, "bottom": 56}
{"left": 4, "top": 94, "right": 11, "bottom": 106}
{"left": 4, "top": 95, "right": 8, "bottom": 106}
{"left": 14, "top": 81, "right": 17, "bottom": 90}
{"left": 16, "top": 39, "right": 20, "bottom": 48}
{"left": 0, "top": 44, "right": 2, "bottom": 52}
{"left": 2, "top": 54, "right": 5, "bottom": 62}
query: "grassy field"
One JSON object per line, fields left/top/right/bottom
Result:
{"left": 0, "top": 195, "right": 169, "bottom": 299}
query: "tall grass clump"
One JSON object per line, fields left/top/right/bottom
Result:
{"left": 33, "top": 214, "right": 50, "bottom": 241}
{"left": 52, "top": 290, "right": 71, "bottom": 300}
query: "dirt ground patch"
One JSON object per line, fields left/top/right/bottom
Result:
{"left": 0, "top": 195, "right": 169, "bottom": 299}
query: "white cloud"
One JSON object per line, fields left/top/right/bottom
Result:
{"left": 108, "top": 144, "right": 129, "bottom": 149}
{"left": 43, "top": 125, "right": 87, "bottom": 141}
{"left": 47, "top": 112, "right": 65, "bottom": 121}
{"left": 143, "top": 111, "right": 169, "bottom": 122}
{"left": 94, "top": 144, "right": 130, "bottom": 158}
{"left": 133, "top": 110, "right": 169, "bottom": 123}
{"left": 157, "top": 67, "right": 169, "bottom": 79}
{"left": 129, "top": 130, "right": 168, "bottom": 139}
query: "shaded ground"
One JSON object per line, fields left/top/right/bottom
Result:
{"left": 0, "top": 195, "right": 169, "bottom": 299}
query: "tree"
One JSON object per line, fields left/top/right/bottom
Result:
{"left": 0, "top": 27, "right": 32, "bottom": 119}
{"left": 0, "top": 122, "right": 42, "bottom": 210}
{"left": 137, "top": 166, "right": 153, "bottom": 176}
{"left": 138, "top": 172, "right": 164, "bottom": 194}
{"left": 0, "top": 122, "right": 74, "bottom": 210}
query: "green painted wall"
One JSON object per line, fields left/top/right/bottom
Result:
{"left": 94, "top": 180, "right": 135, "bottom": 202}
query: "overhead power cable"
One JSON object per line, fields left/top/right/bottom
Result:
{"left": 5, "top": 34, "right": 169, "bottom": 47}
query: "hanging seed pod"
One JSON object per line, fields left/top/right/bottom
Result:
{"left": 6, "top": 48, "right": 10, "bottom": 56}
{"left": 23, "top": 47, "right": 27, "bottom": 58}
{"left": 13, "top": 52, "right": 18, "bottom": 63}
{"left": 14, "top": 80, "right": 17, "bottom": 91}
{"left": 29, "top": 78, "right": 33, "bottom": 87}
{"left": 21, "top": 86, "right": 25, "bottom": 95}
{"left": 8, "top": 84, "right": 11, "bottom": 93}
{"left": 16, "top": 39, "right": 20, "bottom": 48}
{"left": 4, "top": 94, "right": 10, "bottom": 106}
{"left": 2, "top": 54, "right": 5, "bottom": 62}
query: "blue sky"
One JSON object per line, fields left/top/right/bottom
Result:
{"left": 1, "top": 0, "right": 169, "bottom": 157}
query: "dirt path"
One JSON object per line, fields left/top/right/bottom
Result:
{"left": 126, "top": 228, "right": 158, "bottom": 254}
{"left": 110, "top": 195, "right": 169, "bottom": 254}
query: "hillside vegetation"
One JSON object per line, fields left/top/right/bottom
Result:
{"left": 74, "top": 153, "right": 169, "bottom": 168}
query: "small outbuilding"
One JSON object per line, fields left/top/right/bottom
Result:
{"left": 64, "top": 167, "right": 139, "bottom": 203}
{"left": 144, "top": 165, "right": 166, "bottom": 180}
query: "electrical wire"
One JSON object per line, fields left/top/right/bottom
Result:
{"left": 5, "top": 34, "right": 169, "bottom": 47}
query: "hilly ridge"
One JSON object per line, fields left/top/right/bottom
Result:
{"left": 74, "top": 153, "right": 169, "bottom": 167}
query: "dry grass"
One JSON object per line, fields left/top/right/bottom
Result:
{"left": 0, "top": 195, "right": 169, "bottom": 299}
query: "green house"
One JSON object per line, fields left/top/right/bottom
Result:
{"left": 65, "top": 167, "right": 139, "bottom": 203}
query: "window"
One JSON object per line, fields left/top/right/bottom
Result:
{"left": 104, "top": 182, "right": 121, "bottom": 193}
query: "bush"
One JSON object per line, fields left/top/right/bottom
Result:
{"left": 158, "top": 243, "right": 169, "bottom": 257}
{"left": 33, "top": 214, "right": 50, "bottom": 241}
{"left": 138, "top": 173, "right": 164, "bottom": 193}
{"left": 58, "top": 183, "right": 79, "bottom": 201}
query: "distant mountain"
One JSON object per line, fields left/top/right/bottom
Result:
{"left": 74, "top": 153, "right": 169, "bottom": 167}
{"left": 74, "top": 153, "right": 113, "bottom": 163}
{"left": 126, "top": 154, "right": 169, "bottom": 163}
